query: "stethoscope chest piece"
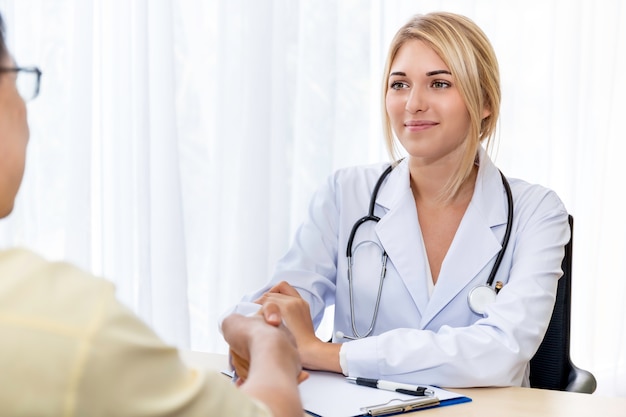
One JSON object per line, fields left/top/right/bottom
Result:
{"left": 467, "top": 285, "right": 497, "bottom": 315}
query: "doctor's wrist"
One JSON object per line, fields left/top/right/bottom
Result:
{"left": 301, "top": 339, "right": 342, "bottom": 373}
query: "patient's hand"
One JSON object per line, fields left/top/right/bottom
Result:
{"left": 226, "top": 302, "right": 308, "bottom": 385}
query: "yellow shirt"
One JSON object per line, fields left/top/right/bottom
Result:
{"left": 0, "top": 249, "right": 271, "bottom": 417}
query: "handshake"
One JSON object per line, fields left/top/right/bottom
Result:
{"left": 221, "top": 301, "right": 309, "bottom": 388}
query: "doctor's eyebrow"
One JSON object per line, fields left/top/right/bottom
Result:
{"left": 426, "top": 70, "right": 452, "bottom": 76}
{"left": 389, "top": 70, "right": 452, "bottom": 78}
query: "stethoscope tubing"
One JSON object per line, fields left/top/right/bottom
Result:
{"left": 485, "top": 170, "right": 514, "bottom": 287}
{"left": 345, "top": 163, "right": 394, "bottom": 257}
{"left": 344, "top": 164, "right": 395, "bottom": 339}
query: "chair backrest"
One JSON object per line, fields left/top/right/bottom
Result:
{"left": 529, "top": 215, "right": 597, "bottom": 393}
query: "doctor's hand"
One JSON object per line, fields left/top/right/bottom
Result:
{"left": 223, "top": 302, "right": 308, "bottom": 387}
{"left": 256, "top": 281, "right": 343, "bottom": 373}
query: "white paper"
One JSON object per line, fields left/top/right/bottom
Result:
{"left": 299, "top": 371, "right": 466, "bottom": 417}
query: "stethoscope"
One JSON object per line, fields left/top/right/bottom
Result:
{"left": 337, "top": 163, "right": 514, "bottom": 340}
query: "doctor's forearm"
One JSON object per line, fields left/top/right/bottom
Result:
{"left": 301, "top": 341, "right": 343, "bottom": 373}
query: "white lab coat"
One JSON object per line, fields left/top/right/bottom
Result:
{"left": 243, "top": 148, "right": 570, "bottom": 388}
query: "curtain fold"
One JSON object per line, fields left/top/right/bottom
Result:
{"left": 0, "top": 0, "right": 624, "bottom": 396}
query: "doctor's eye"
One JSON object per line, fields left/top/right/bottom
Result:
{"left": 389, "top": 81, "right": 409, "bottom": 90}
{"left": 431, "top": 80, "right": 451, "bottom": 89}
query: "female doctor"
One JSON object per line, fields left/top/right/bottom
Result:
{"left": 243, "top": 11, "right": 570, "bottom": 388}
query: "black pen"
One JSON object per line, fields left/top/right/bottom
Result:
{"left": 346, "top": 377, "right": 435, "bottom": 396}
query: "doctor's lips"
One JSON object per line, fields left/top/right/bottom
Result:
{"left": 404, "top": 120, "right": 438, "bottom": 130}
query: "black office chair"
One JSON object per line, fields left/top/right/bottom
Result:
{"left": 529, "top": 215, "right": 597, "bottom": 393}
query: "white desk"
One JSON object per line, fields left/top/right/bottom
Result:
{"left": 181, "top": 350, "right": 626, "bottom": 417}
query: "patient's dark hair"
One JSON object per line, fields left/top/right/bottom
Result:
{"left": 0, "top": 12, "right": 7, "bottom": 59}
{"left": 0, "top": 13, "right": 7, "bottom": 59}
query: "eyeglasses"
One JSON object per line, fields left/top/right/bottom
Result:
{"left": 0, "top": 66, "right": 42, "bottom": 101}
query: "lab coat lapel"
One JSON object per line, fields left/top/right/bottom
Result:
{"left": 374, "top": 161, "right": 431, "bottom": 317}
{"left": 421, "top": 152, "right": 508, "bottom": 327}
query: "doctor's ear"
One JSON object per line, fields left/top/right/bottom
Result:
{"left": 481, "top": 104, "right": 491, "bottom": 120}
{"left": 480, "top": 107, "right": 492, "bottom": 133}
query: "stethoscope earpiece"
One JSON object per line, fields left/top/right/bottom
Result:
{"left": 335, "top": 330, "right": 358, "bottom": 340}
{"left": 335, "top": 330, "right": 348, "bottom": 340}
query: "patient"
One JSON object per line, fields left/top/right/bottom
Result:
{"left": 0, "top": 12, "right": 303, "bottom": 417}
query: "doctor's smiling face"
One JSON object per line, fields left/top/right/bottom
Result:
{"left": 385, "top": 39, "right": 471, "bottom": 167}
{"left": 381, "top": 12, "right": 500, "bottom": 202}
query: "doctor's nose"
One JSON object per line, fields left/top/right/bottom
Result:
{"left": 405, "top": 90, "right": 427, "bottom": 113}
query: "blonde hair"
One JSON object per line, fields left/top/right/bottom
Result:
{"left": 381, "top": 12, "right": 501, "bottom": 202}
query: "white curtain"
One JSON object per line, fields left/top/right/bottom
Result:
{"left": 0, "top": 0, "right": 624, "bottom": 397}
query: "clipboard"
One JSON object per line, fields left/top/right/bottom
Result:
{"left": 299, "top": 371, "right": 471, "bottom": 417}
